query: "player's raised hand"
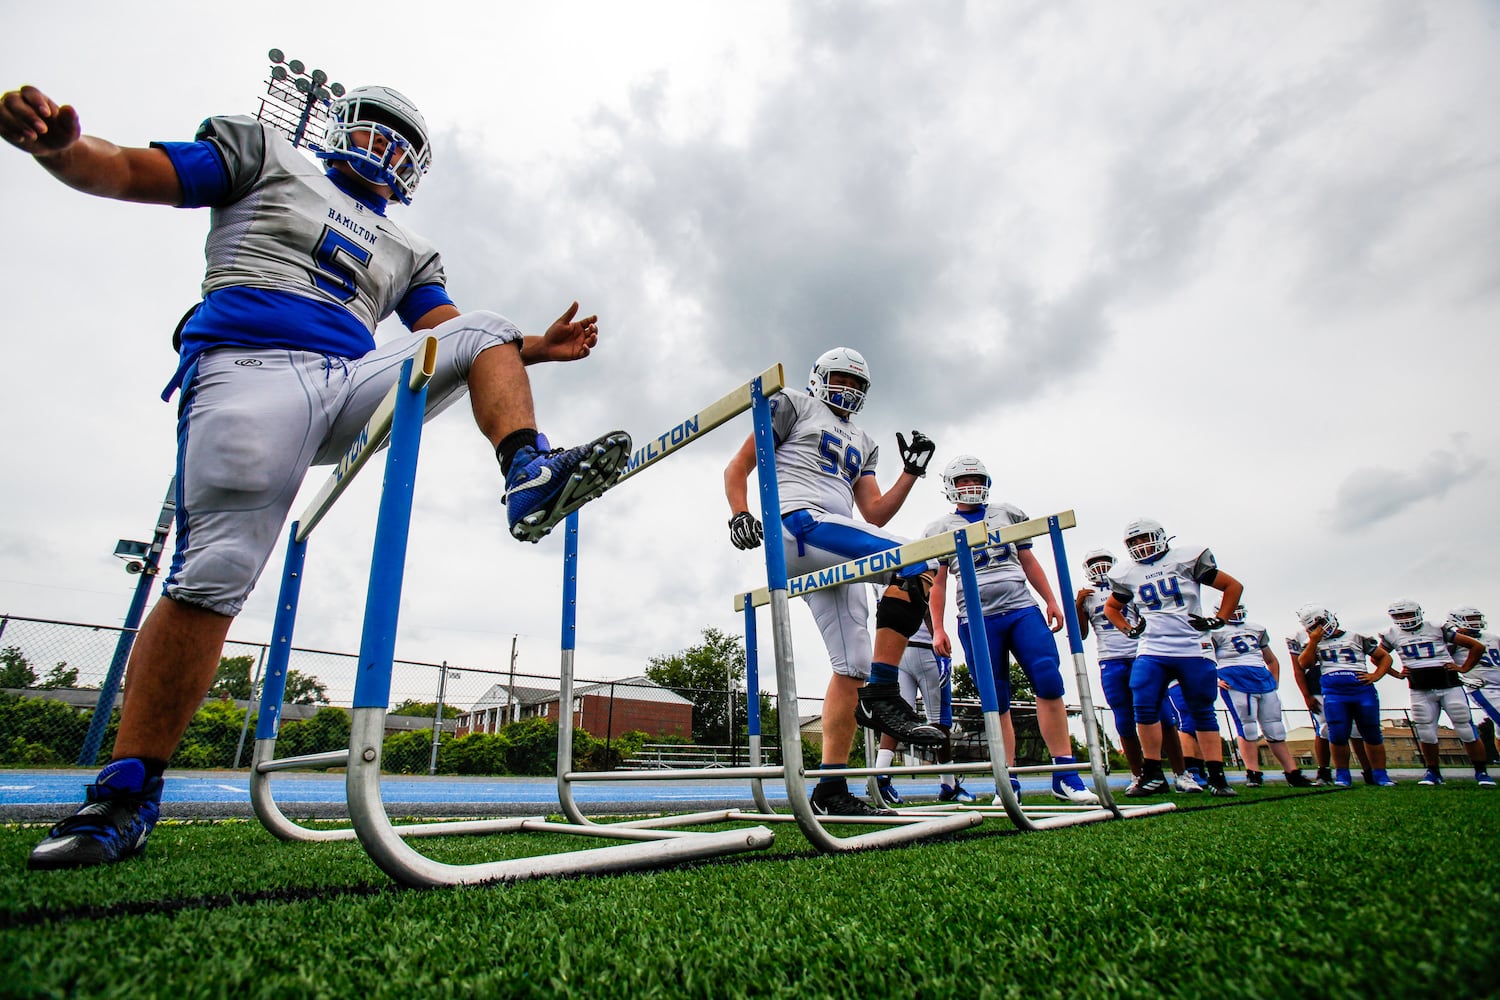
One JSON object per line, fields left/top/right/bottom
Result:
{"left": 0, "top": 86, "right": 80, "bottom": 154}
{"left": 537, "top": 302, "right": 600, "bottom": 362}
{"left": 896, "top": 430, "right": 935, "bottom": 477}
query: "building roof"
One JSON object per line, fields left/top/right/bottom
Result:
{"left": 461, "top": 677, "right": 693, "bottom": 715}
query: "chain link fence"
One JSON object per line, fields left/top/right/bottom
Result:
{"left": 0, "top": 614, "right": 826, "bottom": 773}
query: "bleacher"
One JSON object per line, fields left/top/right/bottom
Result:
{"left": 619, "top": 743, "right": 782, "bottom": 770}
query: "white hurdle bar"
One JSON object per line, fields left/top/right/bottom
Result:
{"left": 734, "top": 510, "right": 1173, "bottom": 831}
{"left": 248, "top": 337, "right": 772, "bottom": 886}
{"left": 556, "top": 368, "right": 980, "bottom": 850}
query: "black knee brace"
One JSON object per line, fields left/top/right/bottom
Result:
{"left": 875, "top": 586, "right": 926, "bottom": 637}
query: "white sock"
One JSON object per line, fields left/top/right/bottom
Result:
{"left": 876, "top": 748, "right": 896, "bottom": 771}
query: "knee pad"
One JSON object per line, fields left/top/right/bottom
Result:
{"left": 875, "top": 588, "right": 926, "bottom": 638}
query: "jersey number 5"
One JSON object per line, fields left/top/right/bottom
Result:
{"left": 817, "top": 432, "right": 862, "bottom": 485}
{"left": 312, "top": 226, "right": 373, "bottom": 303}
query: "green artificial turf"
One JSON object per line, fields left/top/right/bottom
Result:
{"left": 2, "top": 787, "right": 1497, "bottom": 998}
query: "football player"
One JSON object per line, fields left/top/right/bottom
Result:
{"left": 874, "top": 616, "right": 974, "bottom": 805}
{"left": 1103, "top": 518, "right": 1243, "bottom": 797}
{"left": 1450, "top": 607, "right": 1500, "bottom": 765}
{"left": 926, "top": 456, "right": 1099, "bottom": 805}
{"left": 724, "top": 348, "right": 943, "bottom": 817}
{"left": 1381, "top": 600, "right": 1494, "bottom": 787}
{"left": 1212, "top": 606, "right": 1316, "bottom": 788}
{"left": 1288, "top": 634, "right": 1373, "bottom": 785}
{"left": 1076, "top": 550, "right": 1200, "bottom": 793}
{"left": 1294, "top": 605, "right": 1396, "bottom": 787}
{"left": 5, "top": 84, "right": 630, "bottom": 871}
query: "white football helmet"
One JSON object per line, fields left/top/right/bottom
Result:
{"left": 1296, "top": 603, "right": 1339, "bottom": 636}
{"left": 1227, "top": 604, "right": 1247, "bottom": 625}
{"left": 1448, "top": 606, "right": 1486, "bottom": 632}
{"left": 941, "top": 455, "right": 991, "bottom": 505}
{"left": 1387, "top": 598, "right": 1424, "bottom": 632}
{"left": 1082, "top": 549, "right": 1115, "bottom": 587}
{"left": 319, "top": 85, "right": 432, "bottom": 204}
{"left": 1122, "top": 517, "right": 1168, "bottom": 563}
{"left": 807, "top": 347, "right": 870, "bottom": 415}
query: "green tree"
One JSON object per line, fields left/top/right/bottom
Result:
{"left": 390, "top": 699, "right": 460, "bottom": 719}
{"left": 645, "top": 627, "right": 746, "bottom": 744}
{"left": 0, "top": 646, "right": 37, "bottom": 689}
{"left": 39, "top": 662, "right": 78, "bottom": 689}
{"left": 951, "top": 657, "right": 1046, "bottom": 763}
{"left": 284, "top": 670, "right": 329, "bottom": 705}
{"left": 208, "top": 655, "right": 255, "bottom": 700}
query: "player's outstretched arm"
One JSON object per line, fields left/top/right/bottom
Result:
{"left": 2, "top": 86, "right": 180, "bottom": 204}
{"left": 1205, "top": 569, "right": 1244, "bottom": 621}
{"left": 852, "top": 467, "right": 914, "bottom": 528}
{"left": 518, "top": 302, "right": 600, "bottom": 365}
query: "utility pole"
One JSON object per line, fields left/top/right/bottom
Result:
{"left": 429, "top": 661, "right": 457, "bottom": 775}
{"left": 78, "top": 478, "right": 176, "bottom": 766}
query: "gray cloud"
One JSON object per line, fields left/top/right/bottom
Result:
{"left": 1327, "top": 436, "right": 1488, "bottom": 531}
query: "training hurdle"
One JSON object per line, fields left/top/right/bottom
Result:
{"left": 734, "top": 510, "right": 1175, "bottom": 832}
{"left": 247, "top": 337, "right": 772, "bottom": 886}
{"left": 553, "top": 369, "right": 981, "bottom": 851}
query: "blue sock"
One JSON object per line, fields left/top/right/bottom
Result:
{"left": 868, "top": 662, "right": 899, "bottom": 685}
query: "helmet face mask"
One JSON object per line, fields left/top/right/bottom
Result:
{"left": 941, "top": 455, "right": 990, "bottom": 506}
{"left": 319, "top": 85, "right": 432, "bottom": 204}
{"left": 1449, "top": 606, "right": 1486, "bottom": 632}
{"left": 1227, "top": 604, "right": 1247, "bottom": 625}
{"left": 807, "top": 348, "right": 870, "bottom": 416}
{"left": 1122, "top": 517, "right": 1168, "bottom": 563}
{"left": 1082, "top": 549, "right": 1114, "bottom": 588}
{"left": 1297, "top": 603, "right": 1338, "bottom": 636}
{"left": 1387, "top": 599, "right": 1424, "bottom": 633}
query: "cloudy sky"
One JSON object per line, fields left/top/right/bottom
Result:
{"left": 2, "top": 2, "right": 1497, "bottom": 732}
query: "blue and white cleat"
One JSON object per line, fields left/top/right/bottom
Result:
{"left": 1333, "top": 769, "right": 1353, "bottom": 788}
{"left": 1052, "top": 772, "right": 1100, "bottom": 805}
{"left": 876, "top": 778, "right": 904, "bottom": 807}
{"left": 1371, "top": 770, "right": 1398, "bottom": 787}
{"left": 1417, "top": 769, "right": 1445, "bottom": 786}
{"left": 504, "top": 431, "right": 632, "bottom": 542}
{"left": 28, "top": 759, "right": 163, "bottom": 870}
{"left": 1475, "top": 772, "right": 1496, "bottom": 788}
{"left": 938, "top": 782, "right": 977, "bottom": 803}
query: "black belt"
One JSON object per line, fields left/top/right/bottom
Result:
{"left": 909, "top": 641, "right": 934, "bottom": 650}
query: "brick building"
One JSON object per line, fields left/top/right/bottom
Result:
{"left": 455, "top": 676, "right": 693, "bottom": 741}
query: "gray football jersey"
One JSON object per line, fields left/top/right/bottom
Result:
{"left": 194, "top": 116, "right": 445, "bottom": 331}
{"left": 1308, "top": 630, "right": 1380, "bottom": 683}
{"left": 1107, "top": 544, "right": 1218, "bottom": 657}
{"left": 770, "top": 391, "right": 879, "bottom": 517}
{"left": 924, "top": 503, "right": 1037, "bottom": 621}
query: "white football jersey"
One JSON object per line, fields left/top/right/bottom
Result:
{"left": 924, "top": 503, "right": 1037, "bottom": 620}
{"left": 1082, "top": 589, "right": 1139, "bottom": 660}
{"left": 1307, "top": 630, "right": 1381, "bottom": 686}
{"left": 768, "top": 390, "right": 879, "bottom": 518}
{"left": 1107, "top": 543, "right": 1218, "bottom": 657}
{"left": 1463, "top": 631, "right": 1500, "bottom": 687}
{"left": 1212, "top": 622, "right": 1272, "bottom": 669}
{"left": 1380, "top": 621, "right": 1459, "bottom": 671}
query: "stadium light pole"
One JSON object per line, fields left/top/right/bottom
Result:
{"left": 262, "top": 48, "right": 344, "bottom": 150}
{"left": 78, "top": 478, "right": 177, "bottom": 766}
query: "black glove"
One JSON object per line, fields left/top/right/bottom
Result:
{"left": 728, "top": 511, "right": 763, "bottom": 550}
{"left": 1188, "top": 614, "right": 1226, "bottom": 632}
{"left": 1125, "top": 621, "right": 1147, "bottom": 640}
{"left": 896, "top": 430, "right": 936, "bottom": 477}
